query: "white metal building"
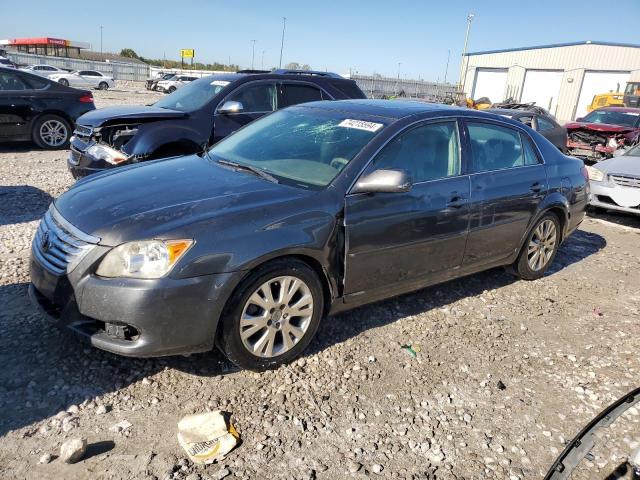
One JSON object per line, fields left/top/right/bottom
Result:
{"left": 460, "top": 41, "right": 640, "bottom": 123}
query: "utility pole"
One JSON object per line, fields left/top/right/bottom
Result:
{"left": 261, "top": 50, "right": 265, "bottom": 70}
{"left": 444, "top": 49, "right": 450, "bottom": 84}
{"left": 458, "top": 13, "right": 475, "bottom": 97}
{"left": 279, "top": 17, "right": 286, "bottom": 68}
{"left": 396, "top": 62, "right": 401, "bottom": 95}
{"left": 250, "top": 40, "right": 256, "bottom": 69}
{"left": 100, "top": 25, "right": 103, "bottom": 61}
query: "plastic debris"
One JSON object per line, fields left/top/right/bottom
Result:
{"left": 401, "top": 345, "right": 420, "bottom": 358}
{"left": 177, "top": 411, "right": 239, "bottom": 465}
{"left": 592, "top": 307, "right": 604, "bottom": 317}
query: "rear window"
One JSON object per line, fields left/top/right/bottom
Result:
{"left": 330, "top": 80, "right": 367, "bottom": 99}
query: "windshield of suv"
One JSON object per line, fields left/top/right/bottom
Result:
{"left": 208, "top": 107, "right": 386, "bottom": 188}
{"left": 582, "top": 110, "right": 640, "bottom": 127}
{"left": 154, "top": 77, "right": 228, "bottom": 112}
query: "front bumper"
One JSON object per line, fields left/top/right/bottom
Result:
{"left": 67, "top": 136, "right": 122, "bottom": 178}
{"left": 29, "top": 249, "right": 244, "bottom": 357}
{"left": 590, "top": 179, "right": 640, "bottom": 215}
{"left": 567, "top": 141, "right": 615, "bottom": 162}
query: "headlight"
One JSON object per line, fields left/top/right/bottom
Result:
{"left": 586, "top": 165, "right": 605, "bottom": 182}
{"left": 86, "top": 143, "right": 128, "bottom": 165}
{"left": 96, "top": 240, "right": 193, "bottom": 279}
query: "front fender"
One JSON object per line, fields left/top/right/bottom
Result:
{"left": 123, "top": 120, "right": 207, "bottom": 157}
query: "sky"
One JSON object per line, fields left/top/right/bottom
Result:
{"left": 3, "top": 0, "right": 639, "bottom": 82}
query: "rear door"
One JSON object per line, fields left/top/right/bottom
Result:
{"left": 0, "top": 70, "right": 33, "bottom": 140}
{"left": 278, "top": 82, "right": 326, "bottom": 108}
{"left": 462, "top": 120, "right": 548, "bottom": 266}
{"left": 212, "top": 81, "right": 277, "bottom": 143}
{"left": 344, "top": 120, "right": 470, "bottom": 294}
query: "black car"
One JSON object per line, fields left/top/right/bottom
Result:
{"left": 30, "top": 100, "right": 589, "bottom": 370}
{"left": 0, "top": 66, "right": 95, "bottom": 149}
{"left": 489, "top": 104, "right": 568, "bottom": 152}
{"left": 67, "top": 69, "right": 367, "bottom": 178}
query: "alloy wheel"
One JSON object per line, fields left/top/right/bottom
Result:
{"left": 39, "top": 120, "right": 68, "bottom": 147}
{"left": 239, "top": 275, "right": 314, "bottom": 358}
{"left": 527, "top": 219, "right": 557, "bottom": 271}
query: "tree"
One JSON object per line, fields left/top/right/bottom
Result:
{"left": 120, "top": 48, "right": 140, "bottom": 59}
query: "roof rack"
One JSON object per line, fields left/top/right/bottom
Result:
{"left": 272, "top": 69, "right": 343, "bottom": 79}
{"left": 236, "top": 69, "right": 271, "bottom": 74}
{"left": 492, "top": 100, "right": 550, "bottom": 116}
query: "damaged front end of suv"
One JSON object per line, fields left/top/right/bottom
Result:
{"left": 68, "top": 106, "right": 194, "bottom": 178}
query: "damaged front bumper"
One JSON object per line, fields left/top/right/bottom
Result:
{"left": 67, "top": 125, "right": 136, "bottom": 178}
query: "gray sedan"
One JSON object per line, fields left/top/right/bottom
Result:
{"left": 587, "top": 145, "right": 640, "bottom": 215}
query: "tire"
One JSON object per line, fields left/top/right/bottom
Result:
{"left": 58, "top": 78, "right": 69, "bottom": 86}
{"left": 167, "top": 86, "right": 176, "bottom": 93}
{"left": 218, "top": 259, "right": 324, "bottom": 371}
{"left": 512, "top": 212, "right": 561, "bottom": 280}
{"left": 98, "top": 81, "right": 109, "bottom": 90}
{"left": 32, "top": 114, "right": 71, "bottom": 150}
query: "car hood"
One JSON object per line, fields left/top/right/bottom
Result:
{"left": 54, "top": 155, "right": 312, "bottom": 246}
{"left": 76, "top": 105, "right": 187, "bottom": 128}
{"left": 593, "top": 154, "right": 640, "bottom": 174}
{"left": 565, "top": 121, "right": 636, "bottom": 133}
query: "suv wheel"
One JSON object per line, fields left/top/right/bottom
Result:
{"left": 218, "top": 259, "right": 324, "bottom": 371}
{"left": 167, "top": 86, "right": 176, "bottom": 93}
{"left": 513, "top": 212, "right": 561, "bottom": 280}
{"left": 32, "top": 114, "right": 71, "bottom": 150}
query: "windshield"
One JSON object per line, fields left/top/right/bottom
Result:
{"left": 162, "top": 73, "right": 175, "bottom": 80}
{"left": 582, "top": 110, "right": 640, "bottom": 127}
{"left": 154, "top": 77, "right": 228, "bottom": 112}
{"left": 625, "top": 82, "right": 640, "bottom": 95}
{"left": 208, "top": 107, "right": 386, "bottom": 188}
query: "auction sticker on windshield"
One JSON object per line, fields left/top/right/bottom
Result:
{"left": 211, "top": 80, "right": 230, "bottom": 87}
{"left": 338, "top": 119, "right": 383, "bottom": 132}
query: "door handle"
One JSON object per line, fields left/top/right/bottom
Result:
{"left": 446, "top": 195, "right": 467, "bottom": 208}
{"left": 530, "top": 182, "right": 544, "bottom": 193}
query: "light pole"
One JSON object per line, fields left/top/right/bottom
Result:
{"left": 250, "top": 40, "right": 256, "bottom": 69}
{"left": 459, "top": 13, "right": 475, "bottom": 96}
{"left": 444, "top": 49, "right": 450, "bottom": 84}
{"left": 279, "top": 17, "right": 286, "bottom": 68}
{"left": 100, "top": 25, "right": 103, "bottom": 61}
{"left": 261, "top": 50, "right": 265, "bottom": 70}
{"left": 396, "top": 62, "right": 401, "bottom": 95}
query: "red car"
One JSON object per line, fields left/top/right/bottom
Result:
{"left": 566, "top": 107, "right": 640, "bottom": 162}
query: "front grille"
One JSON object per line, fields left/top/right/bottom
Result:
{"left": 73, "top": 124, "right": 93, "bottom": 139}
{"left": 610, "top": 174, "right": 640, "bottom": 189}
{"left": 32, "top": 207, "right": 99, "bottom": 275}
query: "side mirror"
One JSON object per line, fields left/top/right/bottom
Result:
{"left": 218, "top": 100, "right": 244, "bottom": 114}
{"left": 351, "top": 169, "right": 412, "bottom": 194}
{"left": 575, "top": 117, "right": 584, "bottom": 122}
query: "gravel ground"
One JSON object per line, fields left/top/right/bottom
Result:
{"left": 1, "top": 87, "right": 640, "bottom": 480}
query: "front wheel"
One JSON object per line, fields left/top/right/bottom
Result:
{"left": 512, "top": 213, "right": 561, "bottom": 280}
{"left": 167, "top": 86, "right": 176, "bottom": 93}
{"left": 218, "top": 259, "right": 324, "bottom": 371}
{"left": 98, "top": 81, "right": 109, "bottom": 90}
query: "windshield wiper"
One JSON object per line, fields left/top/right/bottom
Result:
{"left": 216, "top": 159, "right": 279, "bottom": 184}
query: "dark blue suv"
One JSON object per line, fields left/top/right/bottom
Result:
{"left": 67, "top": 69, "right": 366, "bottom": 178}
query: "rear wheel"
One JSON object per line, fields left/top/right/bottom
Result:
{"left": 512, "top": 213, "right": 561, "bottom": 280}
{"left": 58, "top": 78, "right": 69, "bottom": 86}
{"left": 98, "top": 81, "right": 109, "bottom": 90}
{"left": 218, "top": 259, "right": 324, "bottom": 371}
{"left": 32, "top": 114, "right": 71, "bottom": 150}
{"left": 167, "top": 86, "right": 176, "bottom": 93}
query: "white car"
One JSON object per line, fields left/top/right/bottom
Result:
{"left": 157, "top": 75, "right": 198, "bottom": 93}
{"left": 49, "top": 70, "right": 115, "bottom": 90}
{"left": 587, "top": 144, "right": 640, "bottom": 216}
{"left": 20, "top": 64, "right": 67, "bottom": 77}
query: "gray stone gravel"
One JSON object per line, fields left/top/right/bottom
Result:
{"left": 1, "top": 87, "right": 640, "bottom": 479}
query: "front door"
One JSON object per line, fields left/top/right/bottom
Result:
{"left": 212, "top": 81, "right": 277, "bottom": 144}
{"left": 0, "top": 71, "right": 32, "bottom": 140}
{"left": 463, "top": 120, "right": 548, "bottom": 266}
{"left": 344, "top": 120, "right": 470, "bottom": 294}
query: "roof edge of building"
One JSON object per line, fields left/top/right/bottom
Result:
{"left": 466, "top": 41, "right": 640, "bottom": 57}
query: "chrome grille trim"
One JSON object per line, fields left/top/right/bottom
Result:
{"left": 32, "top": 206, "right": 100, "bottom": 275}
{"left": 610, "top": 174, "right": 640, "bottom": 189}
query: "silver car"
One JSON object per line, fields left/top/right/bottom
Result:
{"left": 587, "top": 145, "right": 640, "bottom": 215}
{"left": 48, "top": 70, "right": 115, "bottom": 90}
{"left": 20, "top": 64, "right": 66, "bottom": 77}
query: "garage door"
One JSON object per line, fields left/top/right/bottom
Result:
{"left": 520, "top": 70, "right": 563, "bottom": 115}
{"left": 472, "top": 69, "right": 508, "bottom": 104}
{"left": 575, "top": 71, "right": 630, "bottom": 119}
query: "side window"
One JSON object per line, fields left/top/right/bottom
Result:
{"left": 33, "top": 66, "right": 44, "bottom": 71}
{"left": 518, "top": 116, "right": 534, "bottom": 128}
{"left": 370, "top": 121, "right": 460, "bottom": 183}
{"left": 25, "top": 76, "right": 49, "bottom": 90}
{"left": 44, "top": 66, "right": 56, "bottom": 71}
{"left": 280, "top": 83, "right": 324, "bottom": 108}
{"left": 537, "top": 117, "right": 555, "bottom": 132}
{"left": 521, "top": 133, "right": 541, "bottom": 165}
{"left": 78, "top": 71, "right": 90, "bottom": 76}
{"left": 0, "top": 72, "right": 30, "bottom": 91}
{"left": 467, "top": 122, "right": 525, "bottom": 172}
{"left": 226, "top": 83, "right": 277, "bottom": 113}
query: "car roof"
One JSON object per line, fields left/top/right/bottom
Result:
{"left": 487, "top": 108, "right": 532, "bottom": 117}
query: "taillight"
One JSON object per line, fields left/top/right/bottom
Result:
{"left": 79, "top": 94, "right": 93, "bottom": 103}
{"left": 581, "top": 166, "right": 589, "bottom": 181}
